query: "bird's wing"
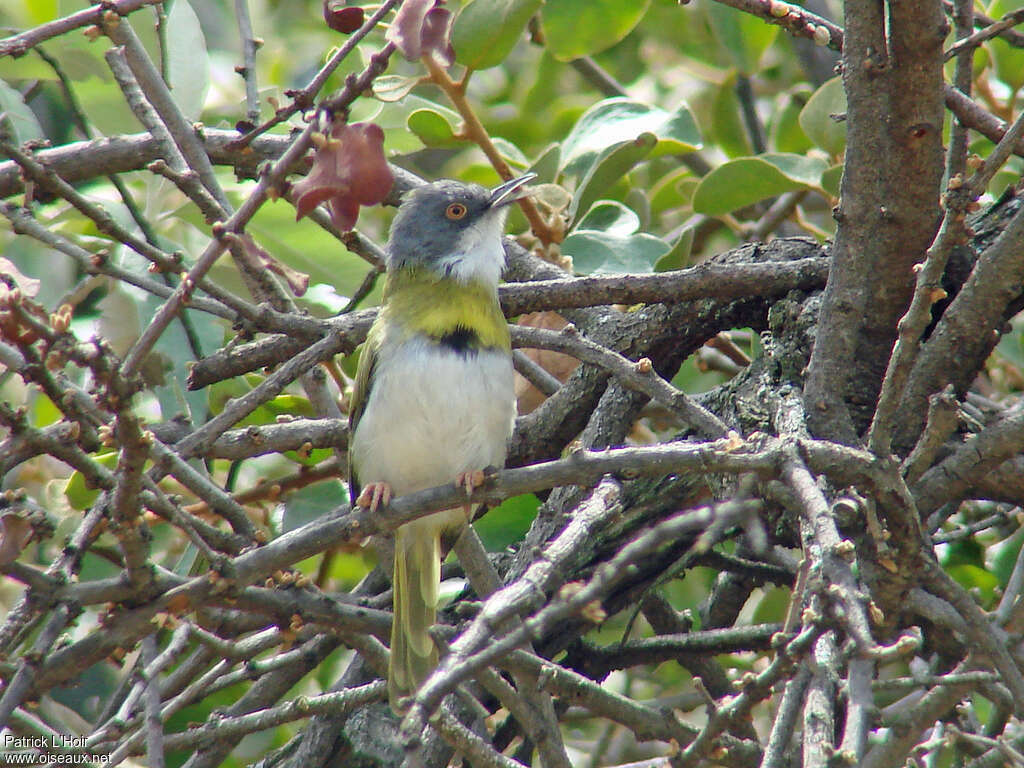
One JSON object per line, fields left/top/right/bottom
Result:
{"left": 347, "top": 319, "right": 382, "bottom": 506}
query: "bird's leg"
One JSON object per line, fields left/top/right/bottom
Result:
{"left": 454, "top": 469, "right": 486, "bottom": 522}
{"left": 455, "top": 469, "right": 486, "bottom": 497}
{"left": 355, "top": 482, "right": 392, "bottom": 513}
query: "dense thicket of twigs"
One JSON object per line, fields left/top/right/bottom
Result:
{"left": 2, "top": 1, "right": 1024, "bottom": 767}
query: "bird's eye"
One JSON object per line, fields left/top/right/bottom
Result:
{"left": 445, "top": 203, "right": 468, "bottom": 220}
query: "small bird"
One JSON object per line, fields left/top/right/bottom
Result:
{"left": 348, "top": 173, "right": 534, "bottom": 710}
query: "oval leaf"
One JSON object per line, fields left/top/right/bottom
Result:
{"left": 453, "top": 0, "right": 543, "bottom": 70}
{"left": 407, "top": 107, "right": 460, "bottom": 146}
{"left": 575, "top": 200, "right": 641, "bottom": 235}
{"left": 492, "top": 136, "right": 530, "bottom": 167}
{"left": 799, "top": 76, "right": 847, "bottom": 156}
{"left": 760, "top": 152, "right": 828, "bottom": 186}
{"left": 65, "top": 452, "right": 118, "bottom": 510}
{"left": 561, "top": 97, "right": 702, "bottom": 175}
{"left": 562, "top": 230, "right": 670, "bottom": 275}
{"left": 693, "top": 156, "right": 818, "bottom": 216}
{"left": 373, "top": 75, "right": 420, "bottom": 103}
{"left": 541, "top": 0, "right": 651, "bottom": 61}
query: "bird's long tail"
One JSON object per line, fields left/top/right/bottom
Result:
{"left": 389, "top": 518, "right": 441, "bottom": 712}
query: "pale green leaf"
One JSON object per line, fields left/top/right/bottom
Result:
{"left": 799, "top": 76, "right": 846, "bottom": 156}
{"left": 575, "top": 200, "right": 641, "bottom": 235}
{"left": 569, "top": 132, "right": 656, "bottom": 224}
{"left": 563, "top": 229, "right": 670, "bottom": 274}
{"left": 0, "top": 79, "right": 44, "bottom": 143}
{"left": 561, "top": 97, "right": 701, "bottom": 175}
{"left": 166, "top": 0, "right": 209, "bottom": 120}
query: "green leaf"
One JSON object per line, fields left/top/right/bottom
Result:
{"left": 453, "top": 0, "right": 543, "bottom": 70}
{"left": 990, "top": 526, "right": 1024, "bottom": 588}
{"left": 407, "top": 107, "right": 461, "bottom": 146}
{"left": 528, "top": 142, "right": 562, "bottom": 183}
{"left": 655, "top": 228, "right": 695, "bottom": 272}
{"left": 0, "top": 79, "right": 44, "bottom": 144}
{"left": 576, "top": 200, "right": 641, "bottom": 234}
{"left": 569, "top": 132, "right": 656, "bottom": 224}
{"left": 165, "top": 0, "right": 209, "bottom": 120}
{"left": 227, "top": 394, "right": 313, "bottom": 425}
{"left": 650, "top": 167, "right": 697, "bottom": 215}
{"left": 768, "top": 89, "right": 813, "bottom": 154}
{"left": 760, "top": 152, "right": 829, "bottom": 186}
{"left": 563, "top": 229, "right": 670, "bottom": 275}
{"left": 692, "top": 154, "right": 826, "bottom": 216}
{"left": 941, "top": 536, "right": 984, "bottom": 568}
{"left": 29, "top": 390, "right": 61, "bottom": 429}
{"left": 65, "top": 453, "right": 118, "bottom": 510}
{"left": 561, "top": 97, "right": 702, "bottom": 175}
{"left": 372, "top": 75, "right": 420, "bottom": 103}
{"left": 706, "top": 2, "right": 778, "bottom": 75}
{"left": 475, "top": 494, "right": 539, "bottom": 551}
{"left": 359, "top": 95, "right": 457, "bottom": 154}
{"left": 799, "top": 76, "right": 847, "bottom": 156}
{"left": 541, "top": 0, "right": 651, "bottom": 61}
{"left": 711, "top": 73, "right": 752, "bottom": 158}
{"left": 822, "top": 164, "right": 843, "bottom": 198}
{"left": 27, "top": 0, "right": 57, "bottom": 25}
{"left": 280, "top": 480, "right": 348, "bottom": 534}
{"left": 750, "top": 586, "right": 791, "bottom": 625}
{"left": 67, "top": 75, "right": 141, "bottom": 136}
{"left": 0, "top": 53, "right": 56, "bottom": 81}
{"left": 987, "top": 1, "right": 1024, "bottom": 90}
{"left": 947, "top": 564, "right": 999, "bottom": 606}
{"left": 492, "top": 136, "right": 530, "bottom": 168}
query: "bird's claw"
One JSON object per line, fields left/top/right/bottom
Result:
{"left": 455, "top": 470, "right": 487, "bottom": 523}
{"left": 455, "top": 469, "right": 486, "bottom": 499}
{"left": 356, "top": 482, "right": 392, "bottom": 513}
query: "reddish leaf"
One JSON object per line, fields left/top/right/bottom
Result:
{"left": 323, "top": 0, "right": 365, "bottom": 33}
{"left": 421, "top": 6, "right": 455, "bottom": 67}
{"left": 386, "top": 0, "right": 453, "bottom": 64}
{"left": 292, "top": 121, "right": 394, "bottom": 232}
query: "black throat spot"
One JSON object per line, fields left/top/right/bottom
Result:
{"left": 436, "top": 326, "right": 480, "bottom": 355}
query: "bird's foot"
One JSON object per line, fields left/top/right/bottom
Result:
{"left": 455, "top": 469, "right": 487, "bottom": 523}
{"left": 455, "top": 469, "right": 486, "bottom": 498}
{"left": 355, "top": 482, "right": 392, "bottom": 513}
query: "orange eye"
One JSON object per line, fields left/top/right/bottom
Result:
{"left": 445, "top": 203, "right": 467, "bottom": 220}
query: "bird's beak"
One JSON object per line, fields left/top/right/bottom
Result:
{"left": 488, "top": 172, "right": 537, "bottom": 208}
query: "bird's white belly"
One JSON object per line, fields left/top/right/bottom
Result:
{"left": 351, "top": 336, "right": 515, "bottom": 500}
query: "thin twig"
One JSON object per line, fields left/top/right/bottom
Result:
{"left": 233, "top": 0, "right": 261, "bottom": 126}
{"left": 229, "top": 0, "right": 403, "bottom": 149}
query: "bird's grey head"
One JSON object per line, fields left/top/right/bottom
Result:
{"left": 386, "top": 173, "right": 534, "bottom": 285}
